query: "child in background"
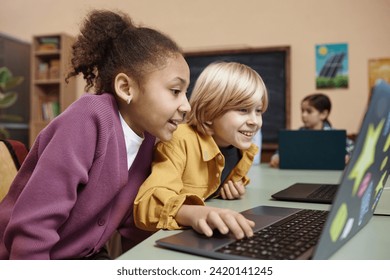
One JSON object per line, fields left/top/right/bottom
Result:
{"left": 0, "top": 9, "right": 190, "bottom": 259}
{"left": 269, "top": 93, "right": 354, "bottom": 167}
{"left": 134, "top": 61, "right": 268, "bottom": 239}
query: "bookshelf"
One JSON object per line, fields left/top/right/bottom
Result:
{"left": 29, "top": 33, "right": 76, "bottom": 147}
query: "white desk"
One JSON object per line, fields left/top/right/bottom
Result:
{"left": 118, "top": 164, "right": 390, "bottom": 260}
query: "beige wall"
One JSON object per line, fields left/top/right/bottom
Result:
{"left": 1, "top": 0, "right": 389, "bottom": 135}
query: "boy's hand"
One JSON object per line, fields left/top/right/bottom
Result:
{"left": 176, "top": 205, "right": 255, "bottom": 239}
{"left": 220, "top": 180, "right": 245, "bottom": 200}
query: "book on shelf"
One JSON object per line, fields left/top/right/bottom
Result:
{"left": 37, "top": 37, "right": 60, "bottom": 51}
{"left": 49, "top": 59, "right": 60, "bottom": 79}
{"left": 37, "top": 62, "right": 49, "bottom": 80}
{"left": 36, "top": 59, "right": 61, "bottom": 80}
{"left": 41, "top": 101, "right": 60, "bottom": 121}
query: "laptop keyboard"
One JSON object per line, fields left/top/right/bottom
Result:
{"left": 307, "top": 184, "right": 338, "bottom": 200}
{"left": 216, "top": 209, "right": 328, "bottom": 259}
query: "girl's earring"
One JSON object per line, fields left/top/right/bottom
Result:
{"left": 126, "top": 97, "right": 131, "bottom": 104}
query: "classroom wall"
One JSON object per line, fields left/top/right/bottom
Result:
{"left": 1, "top": 0, "right": 389, "bottom": 135}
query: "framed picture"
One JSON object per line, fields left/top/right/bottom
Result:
{"left": 316, "top": 43, "right": 349, "bottom": 89}
{"left": 368, "top": 58, "right": 390, "bottom": 91}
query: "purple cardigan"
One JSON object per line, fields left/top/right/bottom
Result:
{"left": 0, "top": 93, "right": 155, "bottom": 259}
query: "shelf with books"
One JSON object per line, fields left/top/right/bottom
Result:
{"left": 41, "top": 101, "right": 60, "bottom": 121}
{"left": 35, "top": 35, "right": 60, "bottom": 52}
{"left": 33, "top": 51, "right": 61, "bottom": 81}
{"left": 29, "top": 33, "right": 76, "bottom": 147}
{"left": 32, "top": 84, "right": 60, "bottom": 122}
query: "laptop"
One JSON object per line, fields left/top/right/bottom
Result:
{"left": 278, "top": 129, "right": 346, "bottom": 170}
{"left": 271, "top": 182, "right": 339, "bottom": 204}
{"left": 155, "top": 80, "right": 390, "bottom": 260}
{"left": 271, "top": 182, "right": 390, "bottom": 215}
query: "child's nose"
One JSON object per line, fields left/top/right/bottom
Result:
{"left": 179, "top": 95, "right": 191, "bottom": 113}
{"left": 248, "top": 112, "right": 262, "bottom": 127}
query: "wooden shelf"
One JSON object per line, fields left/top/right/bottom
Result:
{"left": 34, "top": 50, "right": 61, "bottom": 56}
{"left": 29, "top": 33, "right": 76, "bottom": 147}
{"left": 34, "top": 79, "right": 61, "bottom": 85}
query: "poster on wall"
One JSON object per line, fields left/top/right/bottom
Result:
{"left": 315, "top": 43, "right": 349, "bottom": 89}
{"left": 368, "top": 58, "right": 390, "bottom": 92}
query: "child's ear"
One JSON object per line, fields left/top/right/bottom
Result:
{"left": 320, "top": 110, "right": 330, "bottom": 120}
{"left": 204, "top": 121, "right": 214, "bottom": 135}
{"left": 114, "top": 73, "right": 136, "bottom": 104}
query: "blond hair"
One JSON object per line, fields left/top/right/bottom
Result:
{"left": 187, "top": 61, "right": 268, "bottom": 135}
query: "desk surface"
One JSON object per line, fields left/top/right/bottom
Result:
{"left": 118, "top": 164, "right": 390, "bottom": 260}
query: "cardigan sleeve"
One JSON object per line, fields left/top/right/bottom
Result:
{"left": 134, "top": 140, "right": 204, "bottom": 231}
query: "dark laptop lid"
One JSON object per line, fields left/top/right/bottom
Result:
{"left": 313, "top": 80, "right": 390, "bottom": 259}
{"left": 278, "top": 130, "right": 346, "bottom": 170}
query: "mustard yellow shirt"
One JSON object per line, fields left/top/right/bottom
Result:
{"left": 134, "top": 124, "right": 258, "bottom": 231}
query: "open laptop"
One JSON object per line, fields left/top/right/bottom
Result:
{"left": 271, "top": 182, "right": 390, "bottom": 215}
{"left": 155, "top": 80, "right": 390, "bottom": 260}
{"left": 271, "top": 182, "right": 339, "bottom": 204}
{"left": 278, "top": 129, "right": 346, "bottom": 170}
{"left": 271, "top": 168, "right": 390, "bottom": 215}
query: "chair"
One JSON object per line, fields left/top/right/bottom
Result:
{"left": 0, "top": 139, "right": 28, "bottom": 201}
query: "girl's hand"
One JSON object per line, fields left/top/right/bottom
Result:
{"left": 220, "top": 180, "right": 245, "bottom": 200}
{"left": 176, "top": 205, "right": 255, "bottom": 239}
{"left": 269, "top": 154, "right": 280, "bottom": 168}
{"left": 345, "top": 154, "right": 350, "bottom": 165}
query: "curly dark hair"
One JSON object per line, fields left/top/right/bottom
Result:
{"left": 66, "top": 10, "right": 182, "bottom": 94}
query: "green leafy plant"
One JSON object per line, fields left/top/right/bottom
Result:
{"left": 316, "top": 75, "right": 348, "bottom": 89}
{"left": 0, "top": 66, "right": 24, "bottom": 138}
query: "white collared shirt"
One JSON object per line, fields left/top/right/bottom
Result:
{"left": 119, "top": 112, "right": 144, "bottom": 170}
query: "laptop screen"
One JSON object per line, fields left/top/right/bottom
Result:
{"left": 278, "top": 130, "right": 346, "bottom": 170}
{"left": 313, "top": 80, "right": 390, "bottom": 259}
